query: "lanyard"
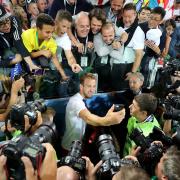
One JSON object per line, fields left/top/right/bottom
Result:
{"left": 108, "top": 8, "right": 117, "bottom": 26}
{"left": 75, "top": 31, "right": 88, "bottom": 54}
{"left": 64, "top": 0, "right": 77, "bottom": 16}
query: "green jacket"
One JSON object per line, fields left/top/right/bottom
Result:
{"left": 123, "top": 115, "right": 160, "bottom": 156}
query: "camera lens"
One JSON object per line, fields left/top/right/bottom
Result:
{"left": 31, "top": 121, "right": 57, "bottom": 145}
{"left": 69, "top": 140, "right": 82, "bottom": 158}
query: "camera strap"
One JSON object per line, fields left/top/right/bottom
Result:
{"left": 4, "top": 119, "right": 13, "bottom": 140}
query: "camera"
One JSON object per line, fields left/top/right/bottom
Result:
{"left": 159, "top": 95, "right": 180, "bottom": 121}
{"left": 58, "top": 140, "right": 86, "bottom": 177}
{"left": 130, "top": 128, "right": 164, "bottom": 173}
{"left": 1, "top": 121, "right": 57, "bottom": 180}
{"left": 114, "top": 104, "right": 124, "bottom": 112}
{"left": 160, "top": 59, "right": 180, "bottom": 76}
{"left": 14, "top": 72, "right": 36, "bottom": 87}
{"left": 97, "top": 134, "right": 138, "bottom": 178}
{"left": 10, "top": 100, "right": 47, "bottom": 131}
{"left": 130, "top": 128, "right": 151, "bottom": 152}
{"left": 149, "top": 126, "right": 173, "bottom": 148}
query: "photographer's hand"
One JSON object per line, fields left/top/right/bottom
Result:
{"left": 39, "top": 143, "right": 57, "bottom": 180}
{"left": 21, "top": 143, "right": 57, "bottom": 180}
{"left": 21, "top": 156, "right": 38, "bottom": 180}
{"left": 24, "top": 111, "right": 43, "bottom": 133}
{"left": 0, "top": 155, "right": 7, "bottom": 180}
{"left": 82, "top": 156, "right": 102, "bottom": 180}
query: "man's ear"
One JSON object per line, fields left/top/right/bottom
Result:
{"left": 142, "top": 110, "right": 147, "bottom": 117}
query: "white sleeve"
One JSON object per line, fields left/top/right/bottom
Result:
{"left": 129, "top": 26, "right": 145, "bottom": 50}
{"left": 115, "top": 26, "right": 125, "bottom": 37}
{"left": 56, "top": 35, "right": 72, "bottom": 51}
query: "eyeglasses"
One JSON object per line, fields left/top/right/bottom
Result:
{"left": 0, "top": 18, "right": 10, "bottom": 27}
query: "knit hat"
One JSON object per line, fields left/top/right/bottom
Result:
{"left": 0, "top": 5, "right": 11, "bottom": 22}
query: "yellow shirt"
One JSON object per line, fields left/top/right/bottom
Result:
{"left": 21, "top": 28, "right": 57, "bottom": 56}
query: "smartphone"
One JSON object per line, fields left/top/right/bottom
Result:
{"left": 114, "top": 104, "right": 124, "bottom": 112}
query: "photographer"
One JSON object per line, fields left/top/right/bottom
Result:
{"left": 0, "top": 77, "right": 24, "bottom": 121}
{"left": 155, "top": 145, "right": 180, "bottom": 180}
{"left": 0, "top": 143, "right": 57, "bottom": 180}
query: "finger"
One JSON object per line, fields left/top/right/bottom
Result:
{"left": 92, "top": 160, "right": 103, "bottom": 174}
{"left": 21, "top": 156, "right": 37, "bottom": 179}
{"left": 108, "top": 104, "right": 115, "bottom": 113}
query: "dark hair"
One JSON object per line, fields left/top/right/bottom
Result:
{"left": 55, "top": 10, "right": 72, "bottom": 23}
{"left": 36, "top": 13, "right": 55, "bottom": 29}
{"left": 123, "top": 3, "right": 136, "bottom": 13}
{"left": 151, "top": 6, "right": 166, "bottom": 20}
{"left": 165, "top": 19, "right": 176, "bottom": 29}
{"left": 89, "top": 8, "right": 106, "bottom": 25}
{"left": 139, "top": 6, "right": 151, "bottom": 13}
{"left": 134, "top": 93, "right": 157, "bottom": 116}
{"left": 80, "top": 73, "right": 96, "bottom": 85}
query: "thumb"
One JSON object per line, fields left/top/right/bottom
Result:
{"left": 107, "top": 105, "right": 115, "bottom": 113}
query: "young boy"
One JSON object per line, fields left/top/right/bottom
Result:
{"left": 54, "top": 10, "right": 82, "bottom": 74}
{"left": 22, "top": 13, "right": 68, "bottom": 80}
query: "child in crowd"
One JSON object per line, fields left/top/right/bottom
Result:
{"left": 162, "top": 19, "right": 176, "bottom": 57}
{"left": 27, "top": 1, "right": 39, "bottom": 27}
{"left": 54, "top": 10, "right": 82, "bottom": 74}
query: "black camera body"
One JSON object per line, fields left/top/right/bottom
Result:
{"left": 130, "top": 127, "right": 164, "bottom": 171}
{"left": 58, "top": 140, "right": 86, "bottom": 176}
{"left": 1, "top": 121, "right": 57, "bottom": 180}
{"left": 114, "top": 104, "right": 124, "bottom": 112}
{"left": 159, "top": 95, "right": 180, "bottom": 121}
{"left": 130, "top": 128, "right": 151, "bottom": 152}
{"left": 97, "top": 134, "right": 137, "bottom": 178}
{"left": 160, "top": 59, "right": 180, "bottom": 76}
{"left": 2, "top": 135, "right": 46, "bottom": 180}
{"left": 10, "top": 100, "right": 47, "bottom": 131}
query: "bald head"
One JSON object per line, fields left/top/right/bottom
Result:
{"left": 57, "top": 166, "right": 80, "bottom": 180}
{"left": 75, "top": 12, "right": 90, "bottom": 37}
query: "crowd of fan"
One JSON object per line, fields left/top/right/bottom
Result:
{"left": 0, "top": 0, "right": 180, "bottom": 180}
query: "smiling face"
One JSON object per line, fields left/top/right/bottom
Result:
{"left": 80, "top": 78, "right": 96, "bottom": 98}
{"left": 76, "top": 15, "right": 90, "bottom": 38}
{"left": 101, "top": 25, "right": 115, "bottom": 45}
{"left": 148, "top": 13, "right": 162, "bottom": 29}
{"left": 56, "top": 19, "right": 71, "bottom": 36}
{"left": 111, "top": 0, "right": 123, "bottom": 15}
{"left": 123, "top": 9, "right": 137, "bottom": 28}
{"left": 0, "top": 18, "right": 11, "bottom": 33}
{"left": 37, "top": 24, "right": 55, "bottom": 40}
{"left": 90, "top": 17, "right": 103, "bottom": 35}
